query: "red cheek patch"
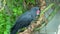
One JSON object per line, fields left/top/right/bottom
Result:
{"left": 37, "top": 10, "right": 40, "bottom": 15}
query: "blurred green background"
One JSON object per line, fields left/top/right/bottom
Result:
{"left": 0, "top": 0, "right": 36, "bottom": 34}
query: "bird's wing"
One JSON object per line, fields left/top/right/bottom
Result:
{"left": 11, "top": 13, "right": 33, "bottom": 33}
{"left": 15, "top": 13, "right": 33, "bottom": 27}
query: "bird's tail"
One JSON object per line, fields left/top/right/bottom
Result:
{"left": 10, "top": 26, "right": 18, "bottom": 34}
{"left": 10, "top": 23, "right": 20, "bottom": 34}
{"left": 10, "top": 21, "right": 25, "bottom": 34}
{"left": 10, "top": 22, "right": 24, "bottom": 34}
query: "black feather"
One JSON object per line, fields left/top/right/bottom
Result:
{"left": 10, "top": 7, "right": 40, "bottom": 34}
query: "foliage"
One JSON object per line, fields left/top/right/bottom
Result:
{"left": 0, "top": 0, "right": 36, "bottom": 34}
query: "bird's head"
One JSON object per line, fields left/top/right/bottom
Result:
{"left": 30, "top": 7, "right": 40, "bottom": 16}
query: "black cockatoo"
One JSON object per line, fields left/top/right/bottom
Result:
{"left": 10, "top": 7, "right": 40, "bottom": 34}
